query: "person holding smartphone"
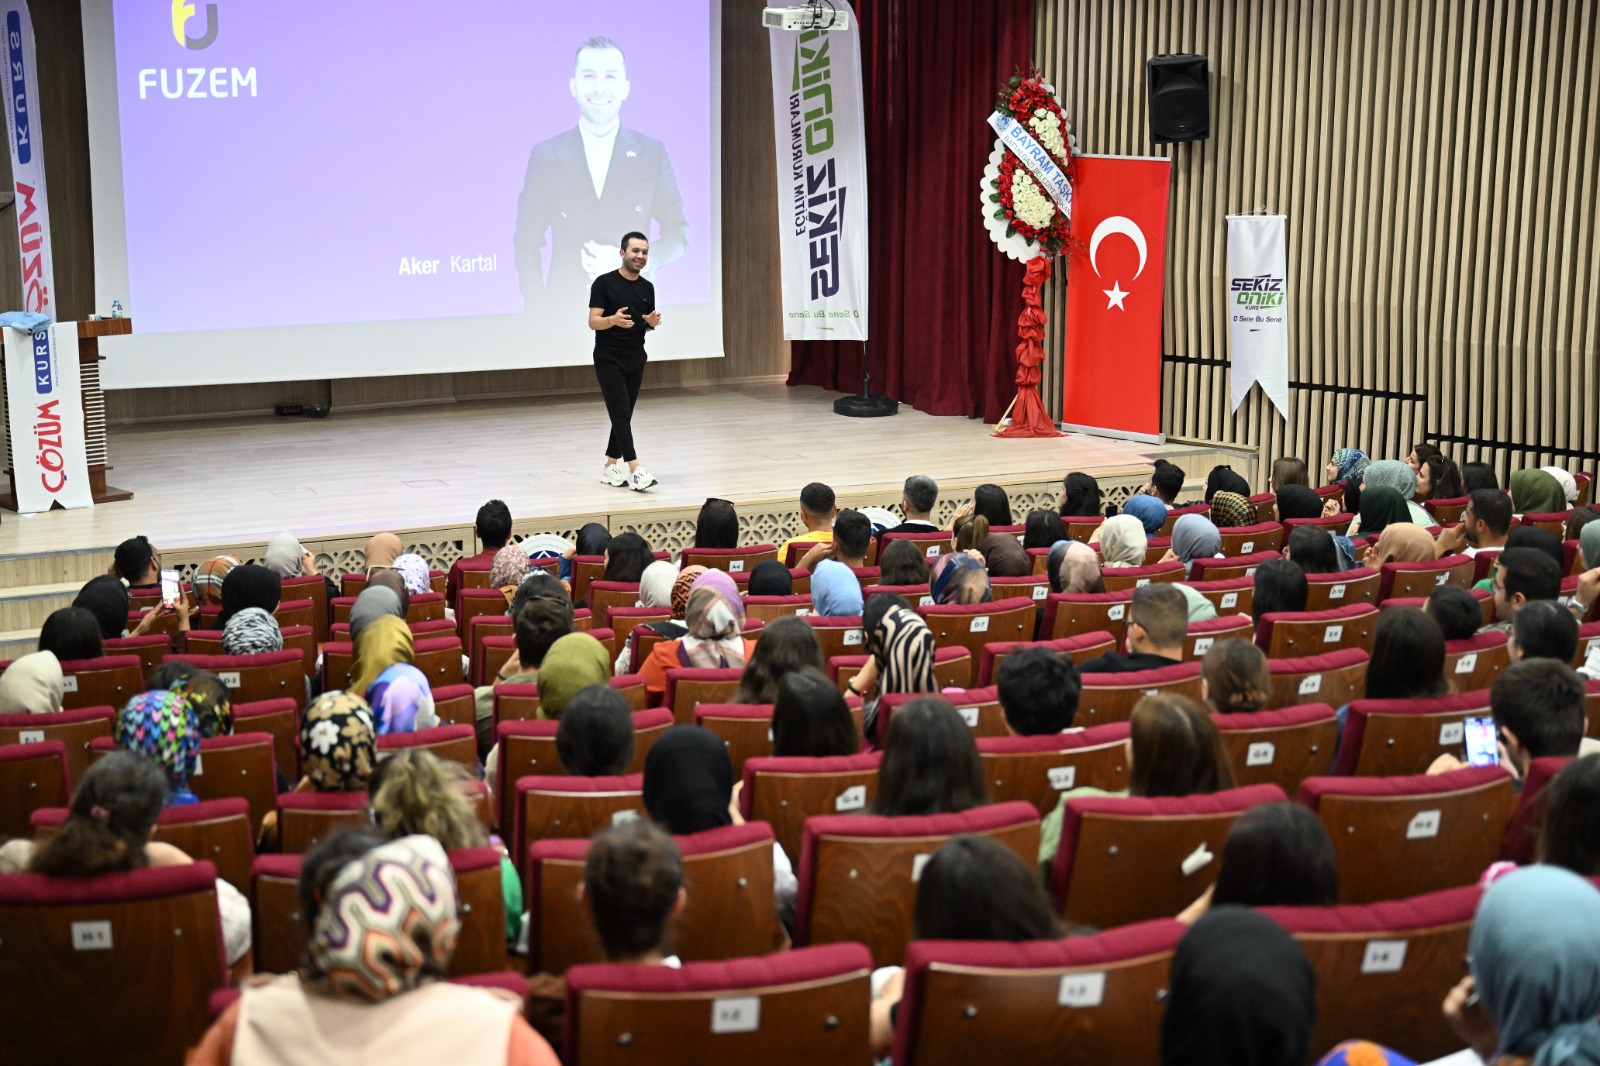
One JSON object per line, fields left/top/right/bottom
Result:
{"left": 1428, "top": 660, "right": 1588, "bottom": 777}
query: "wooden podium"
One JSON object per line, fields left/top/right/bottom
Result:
{"left": 1, "top": 317, "right": 134, "bottom": 510}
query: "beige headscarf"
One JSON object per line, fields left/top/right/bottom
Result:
{"left": 1096, "top": 514, "right": 1148, "bottom": 568}
{"left": 1371, "top": 524, "right": 1438, "bottom": 565}
{"left": 0, "top": 651, "right": 65, "bottom": 714}
{"left": 364, "top": 532, "right": 404, "bottom": 571}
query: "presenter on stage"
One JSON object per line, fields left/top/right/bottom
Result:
{"left": 590, "top": 232, "right": 661, "bottom": 491}
{"left": 515, "top": 36, "right": 689, "bottom": 327}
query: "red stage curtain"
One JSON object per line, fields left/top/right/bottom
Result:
{"left": 785, "top": 0, "right": 1035, "bottom": 422}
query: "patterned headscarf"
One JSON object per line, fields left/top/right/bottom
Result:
{"left": 872, "top": 606, "right": 937, "bottom": 696}
{"left": 115, "top": 689, "right": 200, "bottom": 798}
{"left": 393, "top": 554, "right": 431, "bottom": 596}
{"left": 1315, "top": 1043, "right": 1417, "bottom": 1066}
{"left": 305, "top": 835, "right": 459, "bottom": 1002}
{"left": 929, "top": 551, "right": 992, "bottom": 605}
{"left": 683, "top": 570, "right": 748, "bottom": 669}
{"left": 298, "top": 691, "right": 376, "bottom": 791}
{"left": 638, "top": 560, "right": 680, "bottom": 608}
{"left": 366, "top": 663, "right": 437, "bottom": 735}
{"left": 174, "top": 671, "right": 232, "bottom": 739}
{"left": 221, "top": 606, "right": 283, "bottom": 656}
{"left": 488, "top": 544, "right": 531, "bottom": 590}
{"left": 350, "top": 615, "right": 415, "bottom": 696}
{"left": 263, "top": 533, "right": 307, "bottom": 580}
{"left": 1121, "top": 494, "right": 1168, "bottom": 534}
{"left": 0, "top": 651, "right": 65, "bottom": 715}
{"left": 1362, "top": 459, "right": 1418, "bottom": 499}
{"left": 1210, "top": 491, "right": 1255, "bottom": 529}
{"left": 1050, "top": 540, "right": 1102, "bottom": 594}
{"left": 193, "top": 555, "right": 240, "bottom": 606}
{"left": 1331, "top": 448, "right": 1370, "bottom": 484}
{"left": 1097, "top": 514, "right": 1148, "bottom": 568}
{"left": 671, "top": 565, "right": 708, "bottom": 620}
{"left": 1171, "top": 514, "right": 1222, "bottom": 578}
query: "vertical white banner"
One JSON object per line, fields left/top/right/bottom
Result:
{"left": 2, "top": 2, "right": 54, "bottom": 318}
{"left": 5, "top": 322, "right": 92, "bottom": 512}
{"left": 1226, "top": 215, "right": 1290, "bottom": 418}
{"left": 769, "top": 26, "right": 868, "bottom": 341}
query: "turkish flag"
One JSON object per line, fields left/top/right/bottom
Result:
{"left": 1061, "top": 156, "right": 1172, "bottom": 438}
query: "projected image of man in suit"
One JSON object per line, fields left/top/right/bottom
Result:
{"left": 514, "top": 36, "right": 689, "bottom": 326}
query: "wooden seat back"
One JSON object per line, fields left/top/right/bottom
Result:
{"left": 277, "top": 792, "right": 371, "bottom": 854}
{"left": 1213, "top": 704, "right": 1340, "bottom": 797}
{"left": 1304, "top": 568, "right": 1381, "bottom": 609}
{"left": 1076, "top": 663, "right": 1205, "bottom": 726}
{"left": 250, "top": 854, "right": 303, "bottom": 974}
{"left": 0, "top": 741, "right": 69, "bottom": 839}
{"left": 513, "top": 774, "right": 645, "bottom": 873}
{"left": 1266, "top": 649, "right": 1370, "bottom": 709}
{"left": 58, "top": 655, "right": 144, "bottom": 712}
{"left": 917, "top": 599, "right": 1036, "bottom": 686}
{"left": 740, "top": 754, "right": 881, "bottom": 865}
{"left": 0, "top": 706, "right": 113, "bottom": 790}
{"left": 976, "top": 723, "right": 1132, "bottom": 818}
{"left": 1256, "top": 604, "right": 1380, "bottom": 658}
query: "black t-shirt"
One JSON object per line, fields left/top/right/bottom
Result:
{"left": 589, "top": 270, "right": 655, "bottom": 353}
{"left": 1076, "top": 651, "right": 1183, "bottom": 675}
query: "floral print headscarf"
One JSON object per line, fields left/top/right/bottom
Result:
{"left": 298, "top": 691, "right": 376, "bottom": 791}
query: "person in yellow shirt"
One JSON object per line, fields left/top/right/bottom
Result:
{"left": 778, "top": 481, "right": 837, "bottom": 564}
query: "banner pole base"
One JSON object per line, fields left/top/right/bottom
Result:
{"left": 832, "top": 342, "right": 899, "bottom": 418}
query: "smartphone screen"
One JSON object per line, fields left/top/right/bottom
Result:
{"left": 160, "top": 569, "right": 181, "bottom": 608}
{"left": 1464, "top": 716, "right": 1499, "bottom": 767}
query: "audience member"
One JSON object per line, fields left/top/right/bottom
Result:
{"left": 364, "top": 531, "right": 404, "bottom": 572}
{"left": 217, "top": 564, "right": 282, "bottom": 629}
{"left": 192, "top": 554, "right": 240, "bottom": 607}
{"left": 929, "top": 550, "right": 993, "bottom": 605}
{"left": 74, "top": 574, "right": 131, "bottom": 640}
{"left": 0, "top": 651, "right": 64, "bottom": 715}
{"left": 1168, "top": 513, "right": 1221, "bottom": 577}
{"left": 1415, "top": 454, "right": 1464, "bottom": 502}
{"left": 1509, "top": 468, "right": 1568, "bottom": 515}
{"left": 636, "top": 559, "right": 680, "bottom": 612}
{"left": 1205, "top": 464, "right": 1251, "bottom": 501}
{"left": 804, "top": 508, "right": 869, "bottom": 614}
{"left": 1363, "top": 523, "right": 1436, "bottom": 567}
{"left": 447, "top": 498, "right": 512, "bottom": 606}
{"left": 1276, "top": 484, "right": 1325, "bottom": 521}
{"left": 1048, "top": 539, "right": 1104, "bottom": 593}
{"left": 555, "top": 685, "right": 636, "bottom": 775}
{"left": 1510, "top": 599, "right": 1579, "bottom": 664}
{"left": 488, "top": 544, "right": 532, "bottom": 601}
{"left": 221, "top": 606, "right": 282, "bottom": 656}
{"left": 640, "top": 571, "right": 754, "bottom": 699}
{"left": 1078, "top": 584, "right": 1187, "bottom": 673}
{"left": 114, "top": 689, "right": 201, "bottom": 806}
{"left": 997, "top": 646, "right": 1081, "bottom": 735}
{"left": 693, "top": 497, "right": 739, "bottom": 549}
{"left": 1201, "top": 638, "right": 1271, "bottom": 715}
{"left": 1147, "top": 460, "right": 1186, "bottom": 507}
{"left": 1406, "top": 443, "right": 1442, "bottom": 472}
{"left": 9, "top": 750, "right": 251, "bottom": 964}
{"left": 1436, "top": 488, "right": 1513, "bottom": 560}
{"left": 779, "top": 481, "right": 837, "bottom": 560}
{"left": 601, "top": 531, "right": 654, "bottom": 584}
{"left": 1352, "top": 486, "right": 1415, "bottom": 538}
{"left": 1271, "top": 457, "right": 1310, "bottom": 490}
{"left": 1179, "top": 803, "right": 1338, "bottom": 923}
{"left": 1285, "top": 525, "right": 1342, "bottom": 573}
{"left": 1565, "top": 505, "right": 1600, "bottom": 544}
{"left": 1058, "top": 471, "right": 1103, "bottom": 517}
{"left": 1325, "top": 447, "right": 1370, "bottom": 514}
{"left": 264, "top": 532, "right": 316, "bottom": 581}
{"left": 1426, "top": 584, "right": 1484, "bottom": 640}
{"left": 971, "top": 483, "right": 1013, "bottom": 527}
{"left": 38, "top": 606, "right": 101, "bottom": 663}
{"left": 366, "top": 569, "right": 412, "bottom": 616}
{"left": 393, "top": 554, "right": 431, "bottom": 596}
{"left": 350, "top": 614, "right": 414, "bottom": 695}
{"left": 770, "top": 668, "right": 859, "bottom": 758}
{"left": 1121, "top": 493, "right": 1168, "bottom": 535}
{"left": 882, "top": 475, "right": 940, "bottom": 534}
{"left": 1210, "top": 491, "right": 1255, "bottom": 529}
{"left": 876, "top": 538, "right": 931, "bottom": 586}
{"left": 146, "top": 661, "right": 233, "bottom": 738}
{"left": 1022, "top": 508, "right": 1068, "bottom": 551}
{"left": 1461, "top": 461, "right": 1500, "bottom": 494}
{"left": 113, "top": 535, "right": 161, "bottom": 588}
{"left": 366, "top": 664, "right": 438, "bottom": 735}
{"left": 1360, "top": 460, "right": 1432, "bottom": 525}
{"left": 1174, "top": 583, "right": 1219, "bottom": 624}
{"left": 732, "top": 614, "right": 825, "bottom": 704}
{"left": 1365, "top": 607, "right": 1449, "bottom": 701}
{"left": 531, "top": 633, "right": 612, "bottom": 721}
{"left": 745, "top": 559, "right": 796, "bottom": 596}
{"left": 1489, "top": 547, "right": 1563, "bottom": 632}
{"left": 1430, "top": 660, "right": 1586, "bottom": 779}
{"left": 1538, "top": 754, "right": 1600, "bottom": 876}
{"left": 1161, "top": 908, "right": 1317, "bottom": 1066}
{"left": 1442, "top": 867, "right": 1600, "bottom": 1066}
{"left": 1252, "top": 558, "right": 1309, "bottom": 626}
{"left": 1505, "top": 526, "right": 1566, "bottom": 576}
{"left": 847, "top": 597, "right": 937, "bottom": 739}
{"left": 1096, "top": 514, "right": 1149, "bottom": 568}
{"left": 872, "top": 696, "right": 987, "bottom": 816}
{"left": 954, "top": 512, "right": 1030, "bottom": 577}
{"left": 1542, "top": 466, "right": 1579, "bottom": 506}
{"left": 190, "top": 833, "right": 556, "bottom": 1065}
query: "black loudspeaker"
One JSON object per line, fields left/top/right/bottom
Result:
{"left": 1146, "top": 54, "right": 1209, "bottom": 143}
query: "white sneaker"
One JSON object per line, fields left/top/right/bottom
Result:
{"left": 629, "top": 465, "right": 658, "bottom": 491}
{"left": 601, "top": 461, "right": 629, "bottom": 487}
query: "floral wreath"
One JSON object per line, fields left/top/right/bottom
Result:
{"left": 981, "top": 70, "right": 1079, "bottom": 261}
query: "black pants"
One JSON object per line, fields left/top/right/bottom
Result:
{"left": 594, "top": 346, "right": 647, "bottom": 462}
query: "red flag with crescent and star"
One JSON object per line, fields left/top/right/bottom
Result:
{"left": 1060, "top": 156, "right": 1172, "bottom": 438}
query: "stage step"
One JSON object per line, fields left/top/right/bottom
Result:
{"left": 0, "top": 581, "right": 87, "bottom": 635}
{"left": 0, "top": 545, "right": 114, "bottom": 588}
{"left": 0, "top": 628, "right": 38, "bottom": 664}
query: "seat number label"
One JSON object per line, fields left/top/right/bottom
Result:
{"left": 1135, "top": 578, "right": 1150, "bottom": 587}
{"left": 1048, "top": 765, "right": 1076, "bottom": 790}
{"left": 611, "top": 809, "right": 640, "bottom": 826}
{"left": 1323, "top": 625, "right": 1344, "bottom": 642}
{"left": 1240, "top": 541, "right": 1254, "bottom": 554}
{"left": 19, "top": 730, "right": 42, "bottom": 744}
{"left": 911, "top": 853, "right": 931, "bottom": 881}
{"left": 971, "top": 616, "right": 990, "bottom": 634}
{"left": 1299, "top": 675, "right": 1322, "bottom": 695}
{"left": 1439, "top": 722, "right": 1464, "bottom": 745}
{"left": 843, "top": 629, "right": 864, "bottom": 646}
{"left": 1193, "top": 638, "right": 1214, "bottom": 656}
{"left": 1058, "top": 971, "right": 1106, "bottom": 1008}
{"left": 729, "top": 560, "right": 745, "bottom": 572}
{"left": 958, "top": 707, "right": 980, "bottom": 728}
{"left": 61, "top": 676, "right": 78, "bottom": 693}
{"left": 219, "top": 671, "right": 242, "bottom": 689}
{"left": 1221, "top": 593, "right": 1238, "bottom": 609}
{"left": 1107, "top": 605, "right": 1126, "bottom": 621}
{"left": 1033, "top": 585, "right": 1049, "bottom": 600}
{"left": 1330, "top": 584, "right": 1347, "bottom": 599}
{"left": 1407, "top": 810, "right": 1442, "bottom": 839}
{"left": 711, "top": 996, "right": 761, "bottom": 1034}
{"left": 835, "top": 785, "right": 866, "bottom": 812}
{"left": 919, "top": 596, "right": 935, "bottom": 606}
{"left": 1455, "top": 653, "right": 1478, "bottom": 674}
{"left": 1361, "top": 939, "right": 1407, "bottom": 974}
{"left": 925, "top": 545, "right": 941, "bottom": 558}
{"left": 1246, "top": 742, "right": 1276, "bottom": 766}
{"left": 72, "top": 921, "right": 112, "bottom": 950}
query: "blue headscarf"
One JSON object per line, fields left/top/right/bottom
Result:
{"left": 929, "top": 551, "right": 992, "bottom": 605}
{"left": 1471, "top": 866, "right": 1600, "bottom": 1065}
{"left": 1331, "top": 448, "right": 1370, "bottom": 484}
{"left": 1122, "top": 494, "right": 1168, "bottom": 535}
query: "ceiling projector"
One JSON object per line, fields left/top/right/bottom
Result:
{"left": 762, "top": 5, "right": 851, "bottom": 31}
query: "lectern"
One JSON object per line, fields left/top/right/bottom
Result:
{"left": 0, "top": 317, "right": 133, "bottom": 510}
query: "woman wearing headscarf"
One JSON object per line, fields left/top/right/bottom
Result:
{"left": 640, "top": 571, "right": 755, "bottom": 700}
{"left": 1210, "top": 491, "right": 1255, "bottom": 529}
{"left": 1442, "top": 865, "right": 1600, "bottom": 1066}
{"left": 73, "top": 574, "right": 130, "bottom": 640}
{"left": 1122, "top": 494, "right": 1168, "bottom": 535}
{"left": 114, "top": 689, "right": 201, "bottom": 806}
{"left": 348, "top": 585, "right": 405, "bottom": 643}
{"left": 846, "top": 599, "right": 938, "bottom": 741}
{"left": 221, "top": 606, "right": 284, "bottom": 656}
{"left": 193, "top": 555, "right": 240, "bottom": 607}
{"left": 366, "top": 663, "right": 438, "bottom": 735}
{"left": 0, "top": 651, "right": 65, "bottom": 714}
{"left": 642, "top": 726, "right": 796, "bottom": 914}
{"left": 1361, "top": 460, "right": 1433, "bottom": 525}
{"left": 1326, "top": 447, "right": 1371, "bottom": 514}
{"left": 1204, "top": 465, "right": 1253, "bottom": 502}
{"left": 263, "top": 533, "right": 313, "bottom": 580}
{"left": 350, "top": 614, "right": 415, "bottom": 696}
{"left": 534, "top": 633, "right": 612, "bottom": 720}
{"left": 1049, "top": 540, "right": 1104, "bottom": 594}
{"left": 257, "top": 691, "right": 378, "bottom": 850}
{"left": 188, "top": 834, "right": 558, "bottom": 1066}
{"left": 488, "top": 544, "right": 532, "bottom": 602}
{"left": 1510, "top": 468, "right": 1569, "bottom": 517}
{"left": 1160, "top": 906, "right": 1317, "bottom": 1066}
{"left": 364, "top": 532, "right": 404, "bottom": 572}
{"left": 1541, "top": 466, "right": 1579, "bottom": 507}
{"left": 1174, "top": 584, "right": 1219, "bottom": 623}
{"left": 393, "top": 554, "right": 432, "bottom": 597}
{"left": 217, "top": 564, "right": 282, "bottom": 629}
{"left": 613, "top": 559, "right": 683, "bottom": 675}
{"left": 1168, "top": 513, "right": 1223, "bottom": 578}
{"left": 930, "top": 551, "right": 993, "bottom": 605}
{"left": 1363, "top": 524, "right": 1438, "bottom": 568}
{"left": 1276, "top": 484, "right": 1325, "bottom": 522}
{"left": 1095, "top": 514, "right": 1149, "bottom": 568}
{"left": 1351, "top": 486, "right": 1414, "bottom": 539}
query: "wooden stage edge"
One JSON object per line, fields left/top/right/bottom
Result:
{"left": 0, "top": 383, "right": 1186, "bottom": 563}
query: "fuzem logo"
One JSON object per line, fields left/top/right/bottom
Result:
{"left": 172, "top": 0, "right": 218, "bottom": 50}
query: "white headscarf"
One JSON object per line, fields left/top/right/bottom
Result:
{"left": 1541, "top": 466, "right": 1579, "bottom": 506}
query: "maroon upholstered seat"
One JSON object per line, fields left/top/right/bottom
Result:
{"left": 0, "top": 740, "right": 70, "bottom": 839}
{"left": 1187, "top": 550, "right": 1282, "bottom": 582}
{"left": 680, "top": 544, "right": 780, "bottom": 573}
{"left": 1443, "top": 630, "right": 1513, "bottom": 692}
{"left": 740, "top": 753, "right": 881, "bottom": 865}
{"left": 166, "top": 650, "right": 306, "bottom": 710}
{"left": 1502, "top": 755, "right": 1572, "bottom": 864}
{"left": 512, "top": 773, "right": 646, "bottom": 874}
{"left": 57, "top": 654, "right": 144, "bottom": 712}
{"left": 881, "top": 686, "right": 1005, "bottom": 738}
{"left": 1098, "top": 560, "right": 1186, "bottom": 592}
{"left": 1076, "top": 661, "right": 1205, "bottom": 726}
{"left": 1212, "top": 703, "right": 1339, "bottom": 796}
{"left": 0, "top": 706, "right": 114, "bottom": 788}
{"left": 976, "top": 722, "right": 1131, "bottom": 817}
{"left": 1303, "top": 567, "right": 1381, "bottom": 609}
{"left": 1266, "top": 648, "right": 1370, "bottom": 709}
{"left": 975, "top": 631, "right": 1119, "bottom": 686}
{"left": 375, "top": 723, "right": 477, "bottom": 769}
{"left": 662, "top": 666, "right": 745, "bottom": 724}
{"left": 1182, "top": 614, "right": 1255, "bottom": 660}
{"left": 1377, "top": 556, "right": 1476, "bottom": 601}
{"left": 276, "top": 791, "right": 371, "bottom": 854}
{"left": 1254, "top": 603, "right": 1380, "bottom": 658}
{"left": 1334, "top": 689, "right": 1493, "bottom": 776}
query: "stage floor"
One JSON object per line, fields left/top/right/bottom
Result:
{"left": 2, "top": 383, "right": 1161, "bottom": 556}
